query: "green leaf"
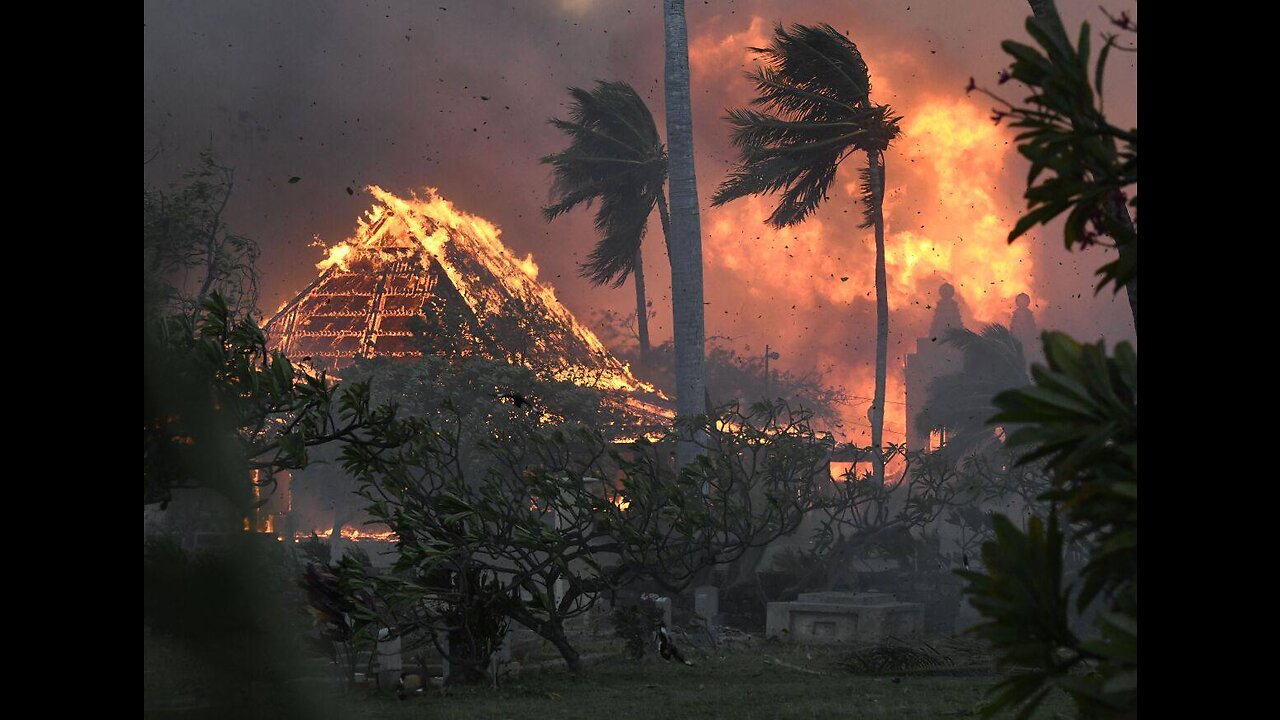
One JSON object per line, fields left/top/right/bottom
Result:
{"left": 1095, "top": 36, "right": 1112, "bottom": 98}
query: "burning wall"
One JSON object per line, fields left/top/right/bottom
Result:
{"left": 263, "top": 187, "right": 675, "bottom": 543}
{"left": 265, "top": 186, "right": 665, "bottom": 402}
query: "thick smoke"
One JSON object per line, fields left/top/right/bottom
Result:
{"left": 144, "top": 0, "right": 1136, "bottom": 442}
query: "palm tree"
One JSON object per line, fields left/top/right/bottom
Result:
{"left": 663, "top": 0, "right": 710, "bottom": 464}
{"left": 915, "top": 324, "right": 1030, "bottom": 460}
{"left": 711, "top": 22, "right": 901, "bottom": 482}
{"left": 542, "top": 81, "right": 670, "bottom": 368}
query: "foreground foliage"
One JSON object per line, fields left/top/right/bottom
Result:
{"left": 960, "top": 333, "right": 1136, "bottom": 719}
{"left": 143, "top": 293, "right": 392, "bottom": 510}
{"left": 335, "top": 401, "right": 832, "bottom": 675}
{"left": 959, "top": 6, "right": 1138, "bottom": 718}
{"left": 971, "top": 5, "right": 1137, "bottom": 305}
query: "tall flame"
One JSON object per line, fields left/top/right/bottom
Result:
{"left": 291, "top": 186, "right": 665, "bottom": 402}
{"left": 692, "top": 16, "right": 1035, "bottom": 444}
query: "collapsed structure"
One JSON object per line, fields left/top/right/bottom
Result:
{"left": 256, "top": 186, "right": 672, "bottom": 547}
{"left": 263, "top": 186, "right": 671, "bottom": 423}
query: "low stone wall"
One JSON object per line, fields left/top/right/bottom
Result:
{"left": 765, "top": 592, "right": 924, "bottom": 645}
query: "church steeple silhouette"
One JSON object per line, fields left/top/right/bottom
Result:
{"left": 929, "top": 282, "right": 964, "bottom": 338}
{"left": 904, "top": 282, "right": 966, "bottom": 451}
{"left": 1009, "top": 292, "right": 1039, "bottom": 364}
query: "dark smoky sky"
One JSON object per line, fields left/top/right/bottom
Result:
{"left": 144, "top": 0, "right": 1136, "bottom": 443}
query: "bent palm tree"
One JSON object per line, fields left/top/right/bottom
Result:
{"left": 915, "top": 324, "right": 1030, "bottom": 460}
{"left": 712, "top": 22, "right": 901, "bottom": 481}
{"left": 542, "top": 81, "right": 670, "bottom": 367}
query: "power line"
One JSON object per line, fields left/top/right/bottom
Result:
{"left": 847, "top": 395, "right": 907, "bottom": 406}
{"left": 836, "top": 418, "right": 907, "bottom": 437}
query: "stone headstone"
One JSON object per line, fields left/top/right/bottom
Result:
{"left": 375, "top": 629, "right": 402, "bottom": 689}
{"left": 654, "top": 596, "right": 673, "bottom": 627}
{"left": 797, "top": 591, "right": 894, "bottom": 605}
{"left": 694, "top": 585, "right": 719, "bottom": 621}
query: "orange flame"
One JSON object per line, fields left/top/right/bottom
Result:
{"left": 691, "top": 17, "right": 1035, "bottom": 445}
{"left": 296, "top": 526, "right": 398, "bottom": 543}
{"left": 311, "top": 186, "right": 664, "bottom": 400}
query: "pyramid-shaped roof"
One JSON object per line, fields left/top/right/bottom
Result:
{"left": 263, "top": 186, "right": 669, "bottom": 420}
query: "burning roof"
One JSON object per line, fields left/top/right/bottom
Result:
{"left": 263, "top": 186, "right": 670, "bottom": 420}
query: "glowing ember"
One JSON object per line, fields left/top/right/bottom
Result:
{"left": 828, "top": 461, "right": 877, "bottom": 483}
{"left": 296, "top": 526, "right": 398, "bottom": 543}
{"left": 829, "top": 461, "right": 856, "bottom": 483}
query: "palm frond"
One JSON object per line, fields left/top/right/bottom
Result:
{"left": 857, "top": 158, "right": 880, "bottom": 230}
{"left": 713, "top": 24, "right": 902, "bottom": 227}
{"left": 580, "top": 187, "right": 651, "bottom": 287}
{"left": 542, "top": 81, "right": 667, "bottom": 286}
{"left": 752, "top": 23, "right": 872, "bottom": 111}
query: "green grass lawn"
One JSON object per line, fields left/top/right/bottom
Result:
{"left": 146, "top": 631, "right": 1074, "bottom": 719}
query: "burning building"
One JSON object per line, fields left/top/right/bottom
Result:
{"left": 265, "top": 185, "right": 673, "bottom": 428}
{"left": 260, "top": 186, "right": 672, "bottom": 546}
{"left": 903, "top": 283, "right": 1038, "bottom": 452}
{"left": 267, "top": 187, "right": 656, "bottom": 389}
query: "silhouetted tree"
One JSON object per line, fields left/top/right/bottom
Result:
{"left": 542, "top": 81, "right": 669, "bottom": 367}
{"left": 713, "top": 22, "right": 902, "bottom": 483}
{"left": 143, "top": 148, "right": 259, "bottom": 321}
{"left": 915, "top": 324, "right": 1030, "bottom": 459}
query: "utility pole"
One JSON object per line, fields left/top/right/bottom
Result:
{"left": 763, "top": 345, "right": 780, "bottom": 400}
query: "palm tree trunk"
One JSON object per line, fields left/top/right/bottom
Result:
{"left": 633, "top": 246, "right": 651, "bottom": 367}
{"left": 656, "top": 191, "right": 673, "bottom": 261}
{"left": 663, "top": 0, "right": 709, "bottom": 466}
{"left": 658, "top": 190, "right": 710, "bottom": 419}
{"left": 1025, "top": 0, "right": 1137, "bottom": 333}
{"left": 869, "top": 151, "right": 889, "bottom": 484}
